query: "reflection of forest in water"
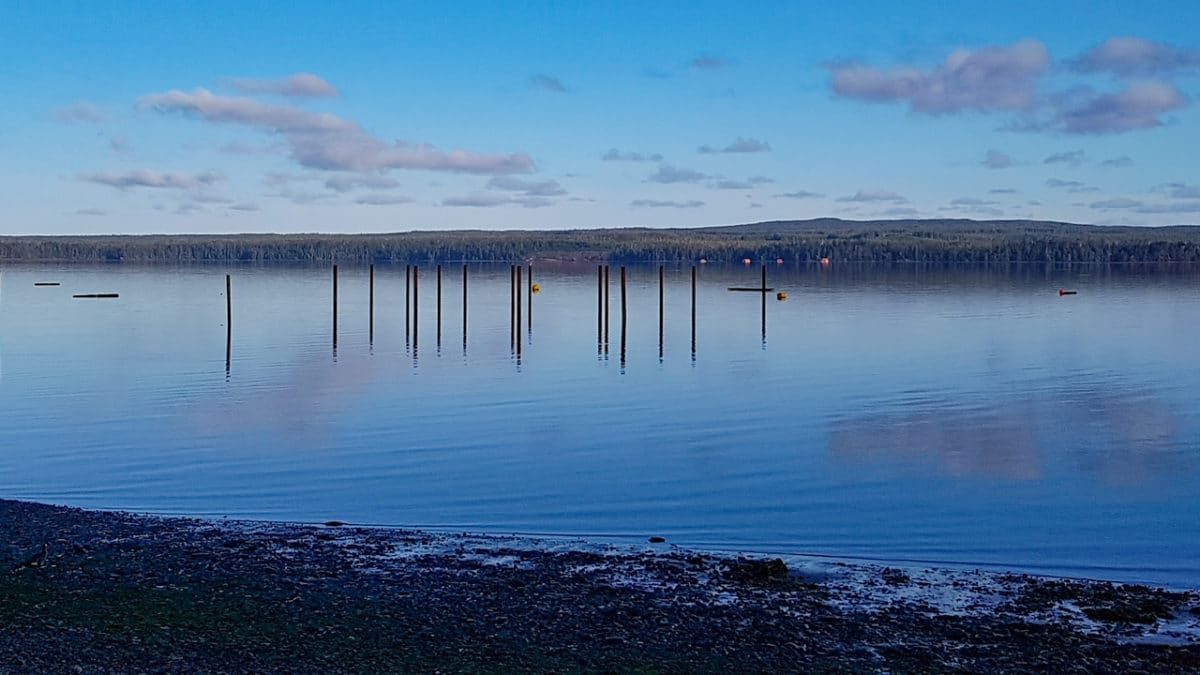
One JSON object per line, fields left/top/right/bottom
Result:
{"left": 828, "top": 382, "right": 1194, "bottom": 486}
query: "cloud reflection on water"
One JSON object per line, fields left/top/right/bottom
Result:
{"left": 828, "top": 381, "right": 1193, "bottom": 487}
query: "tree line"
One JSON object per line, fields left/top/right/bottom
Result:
{"left": 2, "top": 219, "right": 1200, "bottom": 264}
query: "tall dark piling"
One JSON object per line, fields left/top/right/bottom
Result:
{"left": 225, "top": 274, "right": 232, "bottom": 372}
{"left": 462, "top": 264, "right": 468, "bottom": 351}
{"left": 527, "top": 264, "right": 533, "bottom": 331}
{"left": 620, "top": 266, "right": 627, "bottom": 325}
{"left": 658, "top": 265, "right": 664, "bottom": 358}
{"left": 405, "top": 264, "right": 411, "bottom": 343}
{"left": 510, "top": 265, "right": 516, "bottom": 349}
{"left": 691, "top": 265, "right": 697, "bottom": 358}
{"left": 412, "top": 265, "right": 419, "bottom": 349}
{"left": 332, "top": 265, "right": 338, "bottom": 347}
{"left": 597, "top": 265, "right": 603, "bottom": 351}
{"left": 369, "top": 264, "right": 375, "bottom": 344}
{"left": 604, "top": 265, "right": 610, "bottom": 350}
{"left": 436, "top": 264, "right": 443, "bottom": 348}
{"left": 761, "top": 265, "right": 767, "bottom": 346}
{"left": 516, "top": 265, "right": 523, "bottom": 357}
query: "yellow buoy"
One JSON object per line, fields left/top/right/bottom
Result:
{"left": 531, "top": 284, "right": 541, "bottom": 293}
{"left": 776, "top": 291, "right": 787, "bottom": 301}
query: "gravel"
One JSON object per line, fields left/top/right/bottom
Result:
{"left": 2, "top": 499, "right": 1198, "bottom": 673}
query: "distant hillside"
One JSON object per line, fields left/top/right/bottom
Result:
{"left": 2, "top": 219, "right": 1200, "bottom": 264}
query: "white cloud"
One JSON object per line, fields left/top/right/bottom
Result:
{"left": 773, "top": 190, "right": 824, "bottom": 199}
{"left": 1072, "top": 37, "right": 1200, "bottom": 76}
{"left": 1043, "top": 150, "right": 1086, "bottom": 167}
{"left": 829, "top": 40, "right": 1049, "bottom": 114}
{"left": 140, "top": 88, "right": 534, "bottom": 174}
{"left": 697, "top": 137, "right": 771, "bottom": 154}
{"left": 630, "top": 199, "right": 704, "bottom": 208}
{"left": 601, "top": 149, "right": 663, "bottom": 162}
{"left": 836, "top": 189, "right": 908, "bottom": 203}
{"left": 354, "top": 194, "right": 413, "bottom": 205}
{"left": 324, "top": 174, "right": 401, "bottom": 192}
{"left": 1047, "top": 81, "right": 1186, "bottom": 135}
{"left": 645, "top": 164, "right": 709, "bottom": 183}
{"left": 442, "top": 193, "right": 552, "bottom": 208}
{"left": 486, "top": 176, "right": 567, "bottom": 197}
{"left": 226, "top": 73, "right": 339, "bottom": 98}
{"left": 981, "top": 149, "right": 1013, "bottom": 169}
{"left": 54, "top": 101, "right": 106, "bottom": 123}
{"left": 81, "top": 169, "right": 221, "bottom": 190}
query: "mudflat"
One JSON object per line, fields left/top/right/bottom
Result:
{"left": 2, "top": 499, "right": 1198, "bottom": 673}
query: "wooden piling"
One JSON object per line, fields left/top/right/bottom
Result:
{"left": 413, "top": 265, "right": 419, "bottom": 349}
{"left": 225, "top": 274, "right": 231, "bottom": 371}
{"left": 597, "top": 265, "right": 603, "bottom": 349}
{"left": 516, "top": 264, "right": 523, "bottom": 357}
{"left": 604, "top": 265, "right": 610, "bottom": 348}
{"left": 436, "top": 264, "right": 442, "bottom": 347}
{"left": 761, "top": 265, "right": 767, "bottom": 345}
{"left": 510, "top": 265, "right": 516, "bottom": 348}
{"left": 691, "top": 265, "right": 697, "bottom": 357}
{"left": 332, "top": 265, "right": 338, "bottom": 347}
{"left": 369, "top": 264, "right": 375, "bottom": 343}
{"left": 462, "top": 264, "right": 468, "bottom": 350}
{"left": 527, "top": 264, "right": 533, "bottom": 331}
{"left": 405, "top": 264, "right": 411, "bottom": 343}
{"left": 658, "top": 265, "right": 664, "bottom": 358}
{"left": 620, "top": 266, "right": 627, "bottom": 325}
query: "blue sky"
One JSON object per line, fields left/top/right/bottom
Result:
{"left": 2, "top": 0, "right": 1199, "bottom": 234}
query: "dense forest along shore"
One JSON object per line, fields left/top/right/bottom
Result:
{"left": 4, "top": 218, "right": 1200, "bottom": 264}
{"left": 2, "top": 499, "right": 1198, "bottom": 672}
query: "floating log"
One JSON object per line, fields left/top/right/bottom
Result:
{"left": 1059, "top": 289, "right": 1078, "bottom": 296}
{"left": 728, "top": 287, "right": 775, "bottom": 292}
{"left": 34, "top": 282, "right": 61, "bottom": 286}
{"left": 72, "top": 293, "right": 119, "bottom": 298}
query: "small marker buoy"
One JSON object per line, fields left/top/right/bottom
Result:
{"left": 699, "top": 258, "right": 708, "bottom": 264}
{"left": 777, "top": 291, "right": 787, "bottom": 301}
{"left": 820, "top": 257, "right": 830, "bottom": 265}
{"left": 743, "top": 258, "right": 752, "bottom": 265}
{"left": 776, "top": 258, "right": 784, "bottom": 264}
{"left": 532, "top": 284, "right": 540, "bottom": 293}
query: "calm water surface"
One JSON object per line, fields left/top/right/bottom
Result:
{"left": 1, "top": 262, "right": 1198, "bottom": 587}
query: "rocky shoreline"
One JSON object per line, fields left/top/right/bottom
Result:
{"left": 2, "top": 499, "right": 1198, "bottom": 673}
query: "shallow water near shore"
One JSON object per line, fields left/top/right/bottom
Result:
{"left": 1, "top": 262, "right": 1198, "bottom": 587}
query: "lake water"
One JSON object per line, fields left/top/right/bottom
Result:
{"left": 1, "top": 262, "right": 1198, "bottom": 587}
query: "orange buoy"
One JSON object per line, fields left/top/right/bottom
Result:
{"left": 532, "top": 284, "right": 540, "bottom": 293}
{"left": 743, "top": 258, "right": 752, "bottom": 265}
{"left": 776, "top": 291, "right": 787, "bottom": 301}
